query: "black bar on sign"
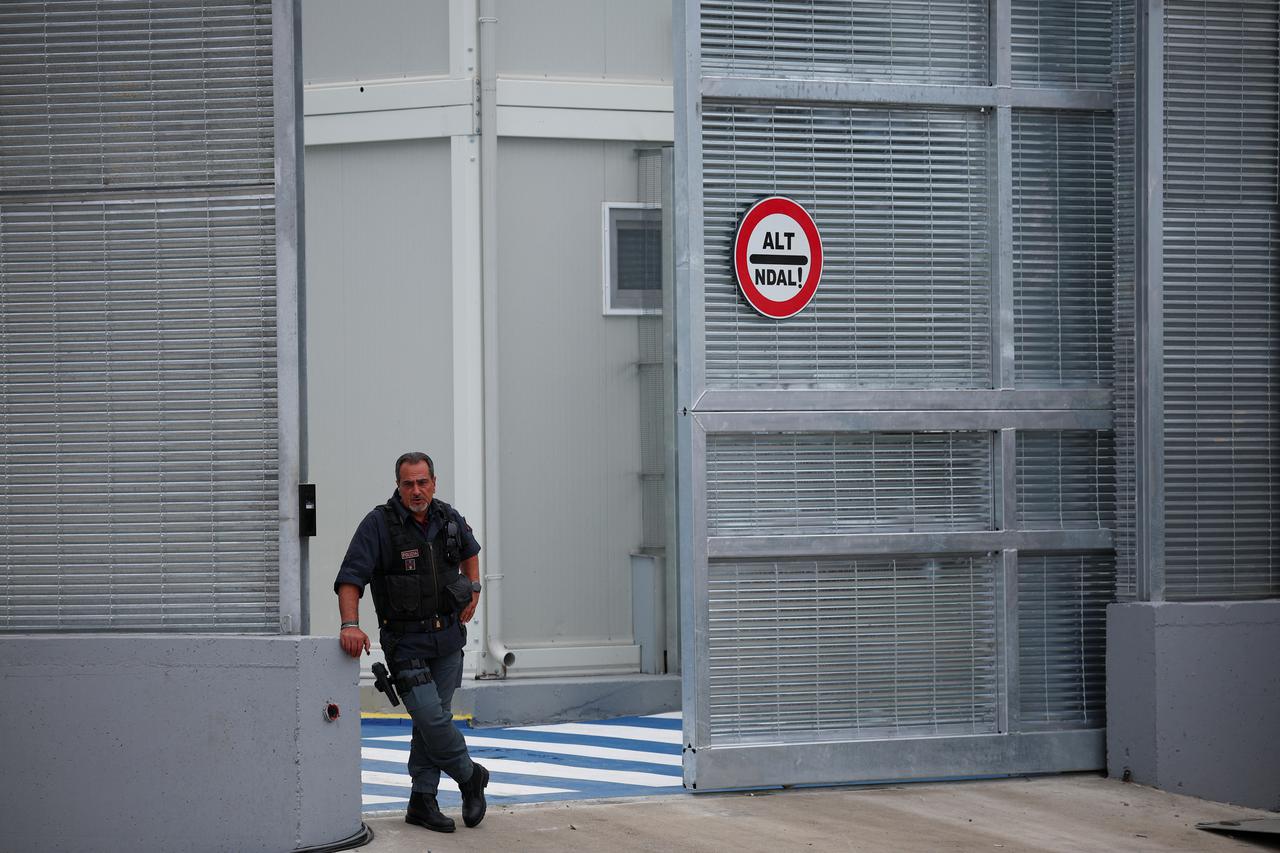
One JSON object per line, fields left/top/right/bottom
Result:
{"left": 749, "top": 254, "right": 807, "bottom": 265}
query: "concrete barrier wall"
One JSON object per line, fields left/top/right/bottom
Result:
{"left": 1108, "top": 600, "right": 1280, "bottom": 811}
{"left": 0, "top": 636, "right": 362, "bottom": 853}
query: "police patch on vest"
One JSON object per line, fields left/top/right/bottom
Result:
{"left": 401, "top": 548, "right": 419, "bottom": 571}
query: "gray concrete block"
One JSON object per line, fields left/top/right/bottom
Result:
{"left": 0, "top": 635, "right": 362, "bottom": 853}
{"left": 1107, "top": 602, "right": 1158, "bottom": 783}
{"left": 1107, "top": 600, "right": 1280, "bottom": 811}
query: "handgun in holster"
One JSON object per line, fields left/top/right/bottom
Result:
{"left": 371, "top": 661, "right": 400, "bottom": 707}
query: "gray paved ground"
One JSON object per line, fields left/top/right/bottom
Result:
{"left": 358, "top": 773, "right": 1277, "bottom": 852}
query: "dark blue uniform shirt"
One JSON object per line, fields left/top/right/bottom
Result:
{"left": 335, "top": 493, "right": 481, "bottom": 663}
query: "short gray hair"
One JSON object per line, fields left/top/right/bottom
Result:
{"left": 395, "top": 451, "right": 435, "bottom": 482}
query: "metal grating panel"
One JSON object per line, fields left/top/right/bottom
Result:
{"left": 1017, "top": 431, "right": 1115, "bottom": 531}
{"left": 1159, "top": 0, "right": 1279, "bottom": 602}
{"left": 1163, "top": 210, "right": 1279, "bottom": 601}
{"left": 0, "top": 0, "right": 275, "bottom": 192}
{"left": 702, "top": 103, "right": 991, "bottom": 388}
{"left": 1111, "top": 0, "right": 1136, "bottom": 600}
{"left": 700, "top": 0, "right": 988, "bottom": 84}
{"left": 1011, "top": 0, "right": 1113, "bottom": 91}
{"left": 706, "top": 554, "right": 998, "bottom": 742}
{"left": 1017, "top": 552, "right": 1112, "bottom": 728}
{"left": 0, "top": 195, "right": 281, "bottom": 632}
{"left": 707, "top": 432, "right": 992, "bottom": 536}
{"left": 1013, "top": 110, "right": 1115, "bottom": 388}
{"left": 1163, "top": 0, "right": 1279, "bottom": 209}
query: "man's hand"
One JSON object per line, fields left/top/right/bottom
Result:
{"left": 336, "top": 583, "right": 368, "bottom": 658}
{"left": 459, "top": 554, "right": 481, "bottom": 624}
{"left": 340, "top": 626, "right": 370, "bottom": 658}
{"left": 460, "top": 593, "right": 478, "bottom": 624}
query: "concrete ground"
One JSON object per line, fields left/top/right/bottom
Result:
{"left": 357, "top": 773, "right": 1277, "bottom": 852}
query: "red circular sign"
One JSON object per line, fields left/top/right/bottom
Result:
{"left": 733, "top": 196, "right": 823, "bottom": 319}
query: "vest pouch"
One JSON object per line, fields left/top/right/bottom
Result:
{"left": 444, "top": 573, "right": 473, "bottom": 611}
{"left": 385, "top": 575, "right": 422, "bottom": 615}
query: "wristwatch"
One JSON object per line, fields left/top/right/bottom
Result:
{"left": 469, "top": 580, "right": 482, "bottom": 594}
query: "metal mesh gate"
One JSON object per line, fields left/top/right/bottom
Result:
{"left": 676, "top": 0, "right": 1116, "bottom": 789}
{"left": 0, "top": 0, "right": 301, "bottom": 633}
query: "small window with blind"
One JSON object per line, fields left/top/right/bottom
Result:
{"left": 602, "top": 203, "right": 662, "bottom": 315}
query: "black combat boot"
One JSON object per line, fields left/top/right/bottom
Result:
{"left": 406, "top": 791, "right": 455, "bottom": 833}
{"left": 458, "top": 761, "right": 490, "bottom": 828}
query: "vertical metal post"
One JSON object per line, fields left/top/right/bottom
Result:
{"left": 1135, "top": 0, "right": 1166, "bottom": 602}
{"left": 991, "top": 0, "right": 1014, "bottom": 391}
{"left": 996, "top": 428, "right": 1019, "bottom": 732}
{"left": 998, "top": 428, "right": 1018, "bottom": 533}
{"left": 991, "top": 0, "right": 1012, "bottom": 90}
{"left": 674, "top": 0, "right": 703, "bottom": 782}
{"left": 274, "top": 0, "right": 305, "bottom": 634}
{"left": 450, "top": 0, "right": 479, "bottom": 83}
{"left": 993, "top": 106, "right": 1015, "bottom": 391}
{"left": 990, "top": 0, "right": 1018, "bottom": 739}
{"left": 999, "top": 548, "right": 1021, "bottom": 733}
{"left": 662, "top": 145, "right": 682, "bottom": 673}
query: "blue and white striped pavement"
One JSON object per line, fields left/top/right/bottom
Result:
{"left": 361, "top": 712, "right": 685, "bottom": 812}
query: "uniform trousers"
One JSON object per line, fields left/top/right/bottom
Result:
{"left": 397, "top": 649, "right": 474, "bottom": 794}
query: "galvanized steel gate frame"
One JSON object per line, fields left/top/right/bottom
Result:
{"left": 274, "top": 0, "right": 307, "bottom": 635}
{"left": 674, "top": 0, "right": 1115, "bottom": 791}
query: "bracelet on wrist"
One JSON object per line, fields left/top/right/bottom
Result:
{"left": 340, "top": 621, "right": 359, "bottom": 629}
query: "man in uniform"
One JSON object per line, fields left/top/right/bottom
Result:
{"left": 336, "top": 451, "right": 489, "bottom": 833}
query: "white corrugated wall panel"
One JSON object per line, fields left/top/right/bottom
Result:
{"left": 301, "top": 0, "right": 448, "bottom": 85}
{"left": 301, "top": 139, "right": 455, "bottom": 639}
{"left": 495, "top": 138, "right": 644, "bottom": 648}
{"left": 497, "top": 0, "right": 673, "bottom": 81}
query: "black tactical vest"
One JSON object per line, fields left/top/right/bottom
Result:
{"left": 369, "top": 498, "right": 465, "bottom": 633}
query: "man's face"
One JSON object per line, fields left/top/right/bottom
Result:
{"left": 397, "top": 460, "right": 436, "bottom": 515}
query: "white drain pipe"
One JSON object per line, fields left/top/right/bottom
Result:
{"left": 477, "top": 0, "right": 514, "bottom": 675}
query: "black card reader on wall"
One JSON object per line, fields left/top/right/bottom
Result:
{"left": 299, "top": 483, "right": 317, "bottom": 537}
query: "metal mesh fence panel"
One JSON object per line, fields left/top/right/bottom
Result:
{"left": 0, "top": 0, "right": 282, "bottom": 632}
{"left": 703, "top": 102, "right": 991, "bottom": 389}
{"left": 706, "top": 553, "right": 998, "bottom": 742}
